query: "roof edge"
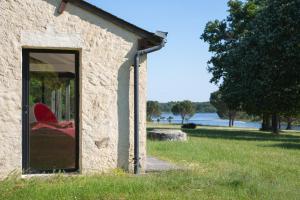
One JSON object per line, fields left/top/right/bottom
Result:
{"left": 65, "top": 0, "right": 163, "bottom": 46}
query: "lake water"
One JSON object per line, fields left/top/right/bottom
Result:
{"left": 155, "top": 113, "right": 300, "bottom": 130}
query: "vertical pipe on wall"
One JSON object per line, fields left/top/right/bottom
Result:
{"left": 134, "top": 54, "right": 140, "bottom": 174}
{"left": 133, "top": 32, "right": 167, "bottom": 174}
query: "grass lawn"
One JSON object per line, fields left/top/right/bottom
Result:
{"left": 0, "top": 124, "right": 299, "bottom": 200}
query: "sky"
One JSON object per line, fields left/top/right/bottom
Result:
{"left": 87, "top": 0, "right": 229, "bottom": 102}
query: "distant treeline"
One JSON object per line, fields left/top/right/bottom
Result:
{"left": 158, "top": 102, "right": 217, "bottom": 113}
{"left": 157, "top": 101, "right": 259, "bottom": 121}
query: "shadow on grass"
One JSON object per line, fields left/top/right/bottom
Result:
{"left": 259, "top": 143, "right": 300, "bottom": 150}
{"left": 147, "top": 127, "right": 300, "bottom": 143}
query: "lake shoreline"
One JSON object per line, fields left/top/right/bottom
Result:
{"left": 152, "top": 112, "right": 300, "bottom": 130}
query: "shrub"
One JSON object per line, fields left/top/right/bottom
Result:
{"left": 181, "top": 123, "right": 197, "bottom": 129}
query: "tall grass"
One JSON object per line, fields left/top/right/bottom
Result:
{"left": 0, "top": 125, "right": 299, "bottom": 200}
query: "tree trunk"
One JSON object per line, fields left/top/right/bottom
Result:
{"left": 272, "top": 113, "right": 279, "bottom": 134}
{"left": 261, "top": 113, "right": 271, "bottom": 131}
{"left": 228, "top": 115, "right": 233, "bottom": 127}
{"left": 286, "top": 117, "right": 292, "bottom": 130}
{"left": 261, "top": 115, "right": 266, "bottom": 130}
{"left": 231, "top": 118, "right": 235, "bottom": 127}
{"left": 228, "top": 110, "right": 235, "bottom": 127}
{"left": 228, "top": 111, "right": 233, "bottom": 127}
{"left": 266, "top": 115, "right": 271, "bottom": 130}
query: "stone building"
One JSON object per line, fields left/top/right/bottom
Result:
{"left": 0, "top": 0, "right": 166, "bottom": 178}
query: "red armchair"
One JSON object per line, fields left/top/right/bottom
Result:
{"left": 29, "top": 103, "right": 76, "bottom": 170}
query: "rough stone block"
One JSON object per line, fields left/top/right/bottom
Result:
{"left": 148, "top": 129, "right": 187, "bottom": 141}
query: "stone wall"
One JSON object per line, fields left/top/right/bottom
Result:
{"left": 0, "top": 0, "right": 147, "bottom": 178}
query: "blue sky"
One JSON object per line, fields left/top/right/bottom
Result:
{"left": 87, "top": 0, "right": 229, "bottom": 102}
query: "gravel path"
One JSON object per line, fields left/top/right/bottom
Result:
{"left": 146, "top": 156, "right": 180, "bottom": 172}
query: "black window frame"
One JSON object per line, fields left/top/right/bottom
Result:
{"left": 22, "top": 48, "right": 80, "bottom": 174}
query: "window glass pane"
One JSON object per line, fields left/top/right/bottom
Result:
{"left": 29, "top": 52, "right": 77, "bottom": 171}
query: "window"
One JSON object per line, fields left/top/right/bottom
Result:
{"left": 22, "top": 49, "right": 79, "bottom": 173}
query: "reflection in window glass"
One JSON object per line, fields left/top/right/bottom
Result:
{"left": 29, "top": 53, "right": 77, "bottom": 171}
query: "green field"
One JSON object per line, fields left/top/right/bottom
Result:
{"left": 1, "top": 125, "right": 299, "bottom": 200}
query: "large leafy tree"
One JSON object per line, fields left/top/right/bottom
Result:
{"left": 201, "top": 0, "right": 262, "bottom": 116}
{"left": 171, "top": 101, "right": 196, "bottom": 124}
{"left": 201, "top": 0, "right": 262, "bottom": 83}
{"left": 210, "top": 91, "right": 237, "bottom": 127}
{"left": 147, "top": 101, "right": 161, "bottom": 121}
{"left": 236, "top": 0, "right": 300, "bottom": 133}
{"left": 202, "top": 0, "right": 300, "bottom": 133}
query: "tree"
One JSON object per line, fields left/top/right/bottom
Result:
{"left": 210, "top": 91, "right": 228, "bottom": 119}
{"left": 147, "top": 101, "right": 161, "bottom": 121}
{"left": 167, "top": 116, "right": 174, "bottom": 124}
{"left": 201, "top": 0, "right": 262, "bottom": 85}
{"left": 202, "top": 0, "right": 300, "bottom": 134}
{"left": 286, "top": 117, "right": 294, "bottom": 130}
{"left": 282, "top": 112, "right": 300, "bottom": 130}
{"left": 235, "top": 0, "right": 300, "bottom": 133}
{"left": 210, "top": 91, "right": 236, "bottom": 127}
{"left": 155, "top": 101, "right": 216, "bottom": 113}
{"left": 156, "top": 118, "right": 160, "bottom": 124}
{"left": 201, "top": 0, "right": 262, "bottom": 127}
{"left": 194, "top": 102, "right": 217, "bottom": 113}
{"left": 171, "top": 101, "right": 196, "bottom": 125}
